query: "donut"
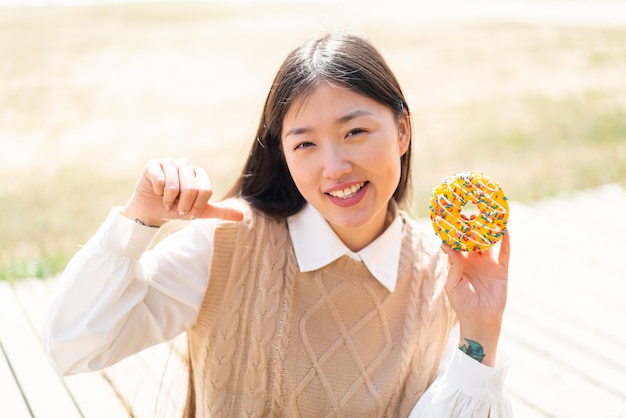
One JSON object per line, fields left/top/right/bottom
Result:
{"left": 429, "top": 171, "right": 509, "bottom": 252}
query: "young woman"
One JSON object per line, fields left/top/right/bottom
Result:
{"left": 44, "top": 32, "right": 512, "bottom": 417}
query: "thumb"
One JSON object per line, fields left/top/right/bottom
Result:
{"left": 199, "top": 201, "right": 245, "bottom": 221}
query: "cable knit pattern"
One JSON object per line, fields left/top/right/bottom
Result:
{"left": 384, "top": 218, "right": 427, "bottom": 416}
{"left": 239, "top": 212, "right": 293, "bottom": 416}
{"left": 183, "top": 202, "right": 454, "bottom": 418}
{"left": 268, "top": 234, "right": 298, "bottom": 418}
{"left": 397, "top": 216, "right": 454, "bottom": 417}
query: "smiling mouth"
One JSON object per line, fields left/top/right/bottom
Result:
{"left": 326, "top": 182, "right": 367, "bottom": 199}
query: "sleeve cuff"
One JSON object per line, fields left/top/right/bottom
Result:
{"left": 98, "top": 207, "right": 161, "bottom": 260}
{"left": 443, "top": 348, "right": 509, "bottom": 403}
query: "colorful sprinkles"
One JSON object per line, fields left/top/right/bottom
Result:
{"left": 429, "top": 171, "right": 509, "bottom": 252}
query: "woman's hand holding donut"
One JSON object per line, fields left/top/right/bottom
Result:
{"left": 442, "top": 231, "right": 511, "bottom": 367}
{"left": 122, "top": 158, "right": 244, "bottom": 227}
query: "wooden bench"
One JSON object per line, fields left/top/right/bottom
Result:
{"left": 0, "top": 280, "right": 85, "bottom": 417}
{"left": 0, "top": 279, "right": 187, "bottom": 418}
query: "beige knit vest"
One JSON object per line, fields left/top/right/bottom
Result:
{"left": 183, "top": 203, "right": 454, "bottom": 418}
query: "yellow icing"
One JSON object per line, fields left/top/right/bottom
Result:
{"left": 429, "top": 171, "right": 509, "bottom": 252}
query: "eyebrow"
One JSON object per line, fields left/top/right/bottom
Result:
{"left": 284, "top": 109, "right": 375, "bottom": 138}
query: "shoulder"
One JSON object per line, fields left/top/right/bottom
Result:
{"left": 396, "top": 213, "right": 452, "bottom": 329}
{"left": 398, "top": 210, "right": 441, "bottom": 253}
{"left": 397, "top": 210, "right": 448, "bottom": 277}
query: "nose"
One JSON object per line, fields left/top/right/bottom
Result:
{"left": 321, "top": 144, "right": 352, "bottom": 179}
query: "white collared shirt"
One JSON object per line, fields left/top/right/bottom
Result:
{"left": 43, "top": 204, "right": 512, "bottom": 417}
{"left": 288, "top": 202, "right": 403, "bottom": 292}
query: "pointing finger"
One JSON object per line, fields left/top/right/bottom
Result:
{"left": 200, "top": 201, "right": 244, "bottom": 222}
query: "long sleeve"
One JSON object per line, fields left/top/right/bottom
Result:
{"left": 409, "top": 325, "right": 513, "bottom": 417}
{"left": 42, "top": 207, "right": 215, "bottom": 376}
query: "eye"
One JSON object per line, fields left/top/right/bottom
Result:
{"left": 346, "top": 128, "right": 367, "bottom": 138}
{"left": 294, "top": 141, "right": 315, "bottom": 150}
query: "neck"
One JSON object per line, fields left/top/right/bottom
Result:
{"left": 333, "top": 204, "right": 394, "bottom": 252}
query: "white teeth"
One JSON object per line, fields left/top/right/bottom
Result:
{"left": 328, "top": 182, "right": 365, "bottom": 199}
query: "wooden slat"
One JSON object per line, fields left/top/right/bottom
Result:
{"left": 0, "top": 282, "right": 81, "bottom": 418}
{"left": 62, "top": 372, "right": 131, "bottom": 418}
{"left": 501, "top": 187, "right": 626, "bottom": 417}
{"left": 11, "top": 278, "right": 134, "bottom": 418}
{"left": 101, "top": 334, "right": 188, "bottom": 418}
{"left": 102, "top": 345, "right": 173, "bottom": 418}
{"left": 0, "top": 339, "right": 32, "bottom": 418}
{"left": 13, "top": 277, "right": 185, "bottom": 418}
{"left": 502, "top": 314, "right": 626, "bottom": 417}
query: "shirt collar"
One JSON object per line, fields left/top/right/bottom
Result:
{"left": 286, "top": 202, "right": 403, "bottom": 292}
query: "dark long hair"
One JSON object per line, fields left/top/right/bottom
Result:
{"left": 227, "top": 32, "right": 413, "bottom": 217}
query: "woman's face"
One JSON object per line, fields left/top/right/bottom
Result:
{"left": 281, "top": 82, "right": 410, "bottom": 251}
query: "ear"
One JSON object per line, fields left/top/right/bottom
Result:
{"left": 397, "top": 111, "right": 411, "bottom": 156}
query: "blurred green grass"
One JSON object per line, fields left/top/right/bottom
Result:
{"left": 1, "top": 3, "right": 625, "bottom": 281}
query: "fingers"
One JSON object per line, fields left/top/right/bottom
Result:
{"left": 442, "top": 230, "right": 510, "bottom": 287}
{"left": 143, "top": 160, "right": 167, "bottom": 197}
{"left": 142, "top": 158, "right": 181, "bottom": 210}
{"left": 186, "top": 167, "right": 213, "bottom": 216}
{"left": 141, "top": 158, "right": 243, "bottom": 222}
{"left": 176, "top": 162, "right": 211, "bottom": 216}
{"left": 441, "top": 244, "right": 466, "bottom": 291}
{"left": 161, "top": 159, "right": 183, "bottom": 212}
{"left": 498, "top": 230, "right": 511, "bottom": 267}
{"left": 146, "top": 158, "right": 204, "bottom": 215}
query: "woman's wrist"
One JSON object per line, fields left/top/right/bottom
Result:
{"left": 458, "top": 323, "right": 501, "bottom": 367}
{"left": 121, "top": 205, "right": 166, "bottom": 228}
{"left": 133, "top": 217, "right": 161, "bottom": 228}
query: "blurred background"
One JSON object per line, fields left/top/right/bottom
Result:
{"left": 1, "top": 0, "right": 625, "bottom": 280}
